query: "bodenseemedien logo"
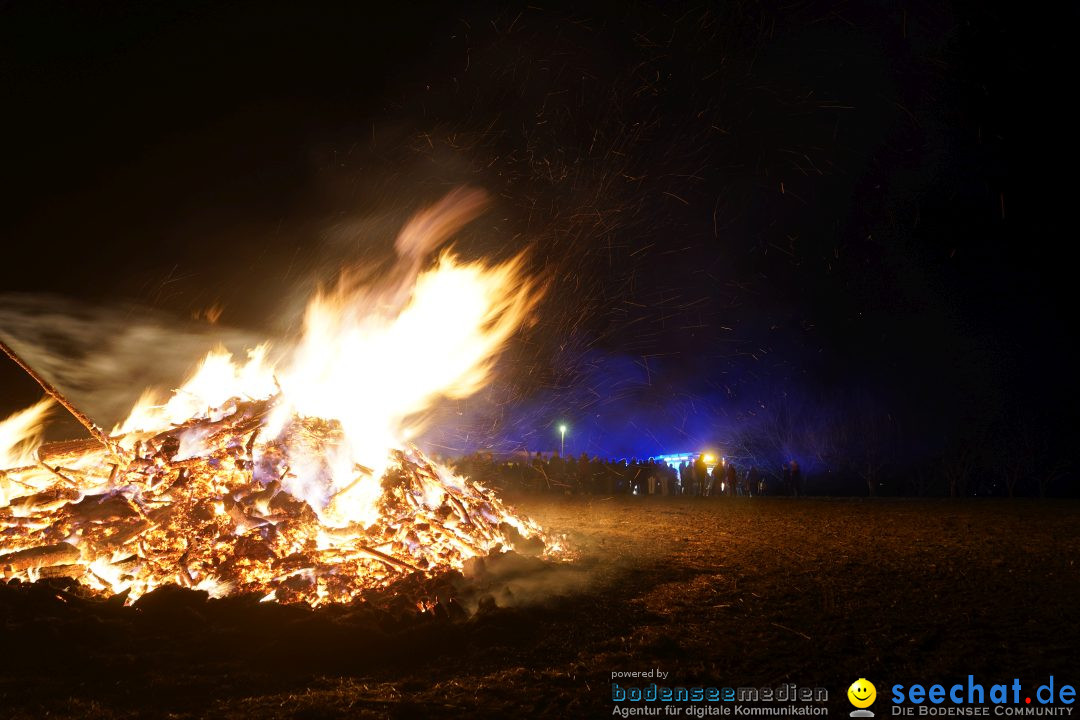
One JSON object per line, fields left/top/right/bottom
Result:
{"left": 848, "top": 678, "right": 877, "bottom": 717}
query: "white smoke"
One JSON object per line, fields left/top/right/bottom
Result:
{"left": 0, "top": 292, "right": 272, "bottom": 430}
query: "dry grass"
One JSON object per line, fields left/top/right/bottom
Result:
{"left": 1, "top": 497, "right": 1077, "bottom": 718}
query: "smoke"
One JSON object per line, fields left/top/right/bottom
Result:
{"left": 0, "top": 292, "right": 272, "bottom": 430}
{"left": 453, "top": 550, "right": 599, "bottom": 612}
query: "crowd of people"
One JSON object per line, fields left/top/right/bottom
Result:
{"left": 448, "top": 452, "right": 806, "bottom": 497}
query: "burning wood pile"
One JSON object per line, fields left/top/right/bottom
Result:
{"left": 0, "top": 188, "right": 563, "bottom": 606}
{"left": 0, "top": 392, "right": 554, "bottom": 606}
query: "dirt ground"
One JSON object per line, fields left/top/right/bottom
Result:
{"left": 2, "top": 497, "right": 1077, "bottom": 719}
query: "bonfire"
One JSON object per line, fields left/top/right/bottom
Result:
{"left": 0, "top": 188, "right": 563, "bottom": 606}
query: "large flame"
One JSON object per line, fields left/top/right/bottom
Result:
{"left": 0, "top": 189, "right": 558, "bottom": 604}
{"left": 273, "top": 249, "right": 538, "bottom": 527}
{"left": 121, "top": 188, "right": 537, "bottom": 526}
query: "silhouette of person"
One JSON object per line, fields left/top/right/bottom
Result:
{"left": 747, "top": 466, "right": 761, "bottom": 497}
{"left": 693, "top": 454, "right": 708, "bottom": 496}
{"left": 790, "top": 460, "right": 802, "bottom": 497}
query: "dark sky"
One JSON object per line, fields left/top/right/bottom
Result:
{"left": 0, "top": 1, "right": 1071, "bottom": 459}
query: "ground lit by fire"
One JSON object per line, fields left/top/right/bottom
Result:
{"left": 1, "top": 497, "right": 1075, "bottom": 719}
{"left": 0, "top": 189, "right": 564, "bottom": 604}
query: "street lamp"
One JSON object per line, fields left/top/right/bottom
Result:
{"left": 559, "top": 424, "right": 567, "bottom": 455}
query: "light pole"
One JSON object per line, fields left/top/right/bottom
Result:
{"left": 559, "top": 424, "right": 567, "bottom": 455}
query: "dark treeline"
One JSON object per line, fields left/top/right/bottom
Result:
{"left": 706, "top": 382, "right": 1075, "bottom": 498}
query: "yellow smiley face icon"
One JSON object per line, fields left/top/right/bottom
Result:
{"left": 848, "top": 679, "right": 876, "bottom": 708}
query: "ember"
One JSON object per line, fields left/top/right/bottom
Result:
{"left": 0, "top": 189, "right": 563, "bottom": 605}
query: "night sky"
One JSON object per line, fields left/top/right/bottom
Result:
{"left": 0, "top": 2, "right": 1071, "bottom": 471}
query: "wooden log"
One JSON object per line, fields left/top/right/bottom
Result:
{"left": 0, "top": 468, "right": 34, "bottom": 492}
{"left": 0, "top": 514, "right": 57, "bottom": 528}
{"left": 151, "top": 398, "right": 272, "bottom": 449}
{"left": 354, "top": 544, "right": 423, "bottom": 573}
{"left": 8, "top": 487, "right": 80, "bottom": 513}
{"left": 40, "top": 463, "right": 80, "bottom": 489}
{"left": 446, "top": 491, "right": 475, "bottom": 527}
{"left": 0, "top": 542, "right": 81, "bottom": 570}
{"left": 64, "top": 494, "right": 140, "bottom": 523}
{"left": 37, "top": 438, "right": 109, "bottom": 464}
{"left": 245, "top": 428, "right": 260, "bottom": 459}
{"left": 0, "top": 465, "right": 38, "bottom": 475}
{"left": 145, "top": 505, "right": 178, "bottom": 524}
{"left": 208, "top": 416, "right": 264, "bottom": 446}
{"left": 91, "top": 519, "right": 150, "bottom": 550}
{"left": 39, "top": 563, "right": 86, "bottom": 579}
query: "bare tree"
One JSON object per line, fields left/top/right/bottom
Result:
{"left": 844, "top": 392, "right": 896, "bottom": 497}
{"left": 737, "top": 389, "right": 846, "bottom": 491}
{"left": 1036, "top": 459, "right": 1069, "bottom": 499}
{"left": 733, "top": 389, "right": 804, "bottom": 482}
{"left": 993, "top": 412, "right": 1070, "bottom": 498}
{"left": 908, "top": 466, "right": 937, "bottom": 497}
{"left": 942, "top": 443, "right": 976, "bottom": 498}
{"left": 995, "top": 421, "right": 1037, "bottom": 498}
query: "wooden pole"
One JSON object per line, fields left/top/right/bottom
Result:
{"left": 0, "top": 340, "right": 118, "bottom": 454}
